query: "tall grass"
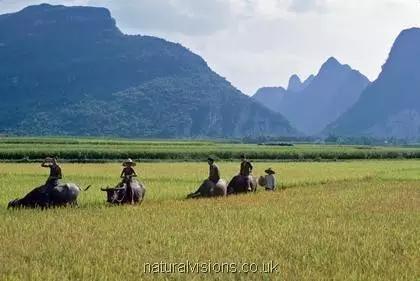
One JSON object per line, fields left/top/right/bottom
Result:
{"left": 0, "top": 161, "right": 419, "bottom": 280}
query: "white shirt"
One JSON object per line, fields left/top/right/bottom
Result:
{"left": 265, "top": 174, "right": 276, "bottom": 190}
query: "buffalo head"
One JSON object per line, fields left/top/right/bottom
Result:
{"left": 101, "top": 187, "right": 122, "bottom": 203}
{"left": 7, "top": 199, "right": 20, "bottom": 209}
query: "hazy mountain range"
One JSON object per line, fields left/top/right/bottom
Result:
{"left": 0, "top": 4, "right": 296, "bottom": 138}
{"left": 327, "top": 28, "right": 420, "bottom": 140}
{"left": 255, "top": 27, "right": 420, "bottom": 140}
{"left": 1, "top": 4, "right": 419, "bottom": 140}
{"left": 253, "top": 57, "right": 370, "bottom": 135}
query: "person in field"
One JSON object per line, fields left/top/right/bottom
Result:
{"left": 41, "top": 156, "right": 63, "bottom": 202}
{"left": 208, "top": 157, "right": 220, "bottom": 184}
{"left": 239, "top": 154, "right": 253, "bottom": 191}
{"left": 186, "top": 157, "right": 227, "bottom": 198}
{"left": 41, "top": 156, "right": 62, "bottom": 188}
{"left": 264, "top": 168, "right": 276, "bottom": 191}
{"left": 118, "top": 158, "right": 138, "bottom": 204}
{"left": 120, "top": 158, "right": 137, "bottom": 185}
{"left": 227, "top": 154, "right": 256, "bottom": 194}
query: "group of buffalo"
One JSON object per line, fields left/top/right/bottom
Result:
{"left": 7, "top": 175, "right": 263, "bottom": 209}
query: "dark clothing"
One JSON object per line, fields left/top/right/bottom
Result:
{"left": 43, "top": 163, "right": 62, "bottom": 187}
{"left": 45, "top": 178, "right": 59, "bottom": 187}
{"left": 120, "top": 166, "right": 137, "bottom": 187}
{"left": 240, "top": 160, "right": 253, "bottom": 176}
{"left": 120, "top": 167, "right": 137, "bottom": 178}
{"left": 41, "top": 163, "right": 62, "bottom": 204}
{"left": 243, "top": 176, "right": 251, "bottom": 191}
{"left": 42, "top": 179, "right": 58, "bottom": 204}
{"left": 48, "top": 164, "right": 62, "bottom": 180}
{"left": 208, "top": 163, "right": 220, "bottom": 184}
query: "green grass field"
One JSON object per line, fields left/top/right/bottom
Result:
{"left": 0, "top": 160, "right": 419, "bottom": 280}
{"left": 2, "top": 137, "right": 420, "bottom": 161}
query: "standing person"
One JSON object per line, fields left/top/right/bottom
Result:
{"left": 239, "top": 154, "right": 253, "bottom": 191}
{"left": 264, "top": 168, "right": 277, "bottom": 191}
{"left": 208, "top": 157, "right": 220, "bottom": 184}
{"left": 41, "top": 156, "right": 62, "bottom": 202}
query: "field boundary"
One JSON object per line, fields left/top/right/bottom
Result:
{"left": 2, "top": 138, "right": 420, "bottom": 162}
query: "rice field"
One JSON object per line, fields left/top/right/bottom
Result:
{"left": 0, "top": 160, "right": 419, "bottom": 280}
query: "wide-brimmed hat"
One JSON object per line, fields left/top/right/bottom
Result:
{"left": 265, "top": 168, "right": 276, "bottom": 175}
{"left": 207, "top": 156, "right": 216, "bottom": 162}
{"left": 122, "top": 158, "right": 136, "bottom": 166}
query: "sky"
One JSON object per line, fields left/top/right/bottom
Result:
{"left": 1, "top": 0, "right": 419, "bottom": 95}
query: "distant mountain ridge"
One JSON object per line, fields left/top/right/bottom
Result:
{"left": 327, "top": 28, "right": 420, "bottom": 139}
{"left": 253, "top": 57, "right": 370, "bottom": 135}
{"left": 287, "top": 74, "right": 314, "bottom": 93}
{"left": 253, "top": 86, "right": 287, "bottom": 113}
{"left": 0, "top": 4, "right": 297, "bottom": 138}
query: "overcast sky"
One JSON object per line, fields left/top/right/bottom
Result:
{"left": 1, "top": 0, "right": 419, "bottom": 95}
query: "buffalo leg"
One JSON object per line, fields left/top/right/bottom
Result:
{"left": 70, "top": 200, "right": 78, "bottom": 207}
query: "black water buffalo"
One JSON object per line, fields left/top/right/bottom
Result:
{"left": 227, "top": 175, "right": 258, "bottom": 195}
{"left": 8, "top": 183, "right": 90, "bottom": 209}
{"left": 187, "top": 179, "right": 227, "bottom": 199}
{"left": 101, "top": 179, "right": 145, "bottom": 205}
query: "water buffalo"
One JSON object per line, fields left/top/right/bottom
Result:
{"left": 101, "top": 179, "right": 145, "bottom": 205}
{"left": 186, "top": 179, "right": 227, "bottom": 199}
{"left": 8, "top": 183, "right": 90, "bottom": 209}
{"left": 227, "top": 175, "right": 258, "bottom": 195}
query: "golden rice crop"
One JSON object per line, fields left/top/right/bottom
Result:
{"left": 0, "top": 160, "right": 419, "bottom": 280}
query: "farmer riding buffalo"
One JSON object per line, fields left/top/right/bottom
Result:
{"left": 227, "top": 154, "right": 257, "bottom": 194}
{"left": 8, "top": 157, "right": 90, "bottom": 208}
{"left": 101, "top": 159, "right": 146, "bottom": 205}
{"left": 239, "top": 154, "right": 253, "bottom": 191}
{"left": 187, "top": 157, "right": 227, "bottom": 198}
{"left": 119, "top": 158, "right": 138, "bottom": 186}
{"left": 8, "top": 154, "right": 275, "bottom": 209}
{"left": 41, "top": 156, "right": 62, "bottom": 200}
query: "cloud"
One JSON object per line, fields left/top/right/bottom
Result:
{"left": 0, "top": 0, "right": 234, "bottom": 36}
{"left": 289, "top": 0, "right": 327, "bottom": 13}
{"left": 0, "top": 0, "right": 420, "bottom": 95}
{"left": 87, "top": 0, "right": 233, "bottom": 36}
